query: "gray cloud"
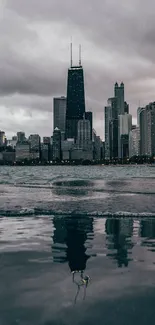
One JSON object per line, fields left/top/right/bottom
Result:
{"left": 0, "top": 0, "right": 155, "bottom": 139}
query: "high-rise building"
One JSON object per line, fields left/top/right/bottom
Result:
{"left": 107, "top": 97, "right": 118, "bottom": 159}
{"left": 114, "top": 82, "right": 125, "bottom": 115}
{"left": 118, "top": 113, "right": 132, "bottom": 158}
{"left": 0, "top": 131, "right": 6, "bottom": 147}
{"left": 43, "top": 137, "right": 51, "bottom": 144}
{"left": 139, "top": 103, "right": 155, "bottom": 156}
{"left": 92, "top": 129, "right": 102, "bottom": 160}
{"left": 16, "top": 142, "right": 30, "bottom": 161}
{"left": 7, "top": 139, "right": 17, "bottom": 149}
{"left": 29, "top": 134, "right": 40, "bottom": 159}
{"left": 53, "top": 96, "right": 66, "bottom": 137}
{"left": 104, "top": 106, "right": 112, "bottom": 159}
{"left": 17, "top": 132, "right": 25, "bottom": 143}
{"left": 139, "top": 108, "right": 147, "bottom": 156}
{"left": 77, "top": 118, "right": 91, "bottom": 149}
{"left": 101, "top": 141, "right": 105, "bottom": 160}
{"left": 61, "top": 139, "right": 74, "bottom": 161}
{"left": 66, "top": 45, "right": 85, "bottom": 140}
{"left": 129, "top": 127, "right": 140, "bottom": 158}
{"left": 53, "top": 127, "right": 61, "bottom": 161}
{"left": 29, "top": 134, "right": 40, "bottom": 150}
{"left": 40, "top": 143, "right": 49, "bottom": 162}
{"left": 84, "top": 111, "right": 93, "bottom": 140}
{"left": 104, "top": 83, "right": 129, "bottom": 160}
{"left": 108, "top": 97, "right": 118, "bottom": 119}
{"left": 124, "top": 101, "right": 129, "bottom": 114}
{"left": 12, "top": 136, "right": 17, "bottom": 141}
{"left": 137, "top": 107, "right": 143, "bottom": 126}
{"left": 146, "top": 103, "right": 155, "bottom": 156}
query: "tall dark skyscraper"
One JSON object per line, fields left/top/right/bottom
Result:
{"left": 107, "top": 97, "right": 118, "bottom": 159}
{"left": 66, "top": 44, "right": 85, "bottom": 139}
{"left": 114, "top": 82, "right": 124, "bottom": 115}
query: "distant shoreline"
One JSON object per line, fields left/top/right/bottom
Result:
{"left": 0, "top": 162, "right": 154, "bottom": 167}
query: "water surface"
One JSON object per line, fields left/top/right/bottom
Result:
{"left": 0, "top": 165, "right": 155, "bottom": 324}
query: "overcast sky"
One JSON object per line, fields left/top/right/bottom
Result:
{"left": 0, "top": 0, "right": 155, "bottom": 140}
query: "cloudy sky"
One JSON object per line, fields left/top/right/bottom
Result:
{"left": 0, "top": 0, "right": 155, "bottom": 140}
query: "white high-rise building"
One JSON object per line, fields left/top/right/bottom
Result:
{"left": 129, "top": 127, "right": 140, "bottom": 157}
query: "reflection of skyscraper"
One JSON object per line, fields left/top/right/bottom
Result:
{"left": 140, "top": 219, "right": 155, "bottom": 239}
{"left": 66, "top": 45, "right": 85, "bottom": 140}
{"left": 105, "top": 219, "right": 133, "bottom": 267}
{"left": 52, "top": 216, "right": 93, "bottom": 272}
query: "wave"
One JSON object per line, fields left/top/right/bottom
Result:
{"left": 0, "top": 208, "right": 155, "bottom": 218}
{"left": 1, "top": 182, "right": 155, "bottom": 196}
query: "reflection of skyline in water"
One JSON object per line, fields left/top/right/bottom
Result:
{"left": 51, "top": 216, "right": 155, "bottom": 269}
{"left": 105, "top": 219, "right": 134, "bottom": 267}
{"left": 52, "top": 216, "right": 93, "bottom": 272}
{"left": 52, "top": 179, "right": 95, "bottom": 197}
{"left": 140, "top": 219, "right": 155, "bottom": 239}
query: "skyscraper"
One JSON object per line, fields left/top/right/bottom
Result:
{"left": 124, "top": 101, "right": 129, "bottom": 114}
{"left": 0, "top": 131, "right": 6, "bottom": 147}
{"left": 77, "top": 118, "right": 91, "bottom": 149}
{"left": 114, "top": 82, "right": 124, "bottom": 115}
{"left": 118, "top": 113, "right": 132, "bottom": 158}
{"left": 137, "top": 107, "right": 143, "bottom": 126}
{"left": 17, "top": 132, "right": 26, "bottom": 143}
{"left": 53, "top": 96, "right": 66, "bottom": 139}
{"left": 29, "top": 134, "right": 40, "bottom": 150}
{"left": 84, "top": 111, "right": 93, "bottom": 140}
{"left": 104, "top": 106, "right": 112, "bottom": 159}
{"left": 139, "top": 103, "right": 155, "bottom": 156}
{"left": 29, "top": 134, "right": 40, "bottom": 159}
{"left": 107, "top": 97, "right": 118, "bottom": 159}
{"left": 53, "top": 127, "right": 61, "bottom": 161}
{"left": 129, "top": 127, "right": 140, "bottom": 158}
{"left": 66, "top": 44, "right": 85, "bottom": 140}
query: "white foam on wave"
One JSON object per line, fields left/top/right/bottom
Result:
{"left": 0, "top": 208, "right": 155, "bottom": 218}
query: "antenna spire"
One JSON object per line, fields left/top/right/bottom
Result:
{"left": 70, "top": 39, "right": 73, "bottom": 67}
{"left": 79, "top": 44, "right": 81, "bottom": 66}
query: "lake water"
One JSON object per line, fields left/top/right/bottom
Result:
{"left": 0, "top": 165, "right": 155, "bottom": 324}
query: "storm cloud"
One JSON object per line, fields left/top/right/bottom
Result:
{"left": 0, "top": 0, "right": 155, "bottom": 138}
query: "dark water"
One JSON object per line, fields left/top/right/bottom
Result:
{"left": 1, "top": 165, "right": 155, "bottom": 324}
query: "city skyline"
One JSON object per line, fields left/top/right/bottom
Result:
{"left": 0, "top": 1, "right": 154, "bottom": 139}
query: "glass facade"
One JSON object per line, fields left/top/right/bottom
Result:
{"left": 66, "top": 66, "right": 85, "bottom": 139}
